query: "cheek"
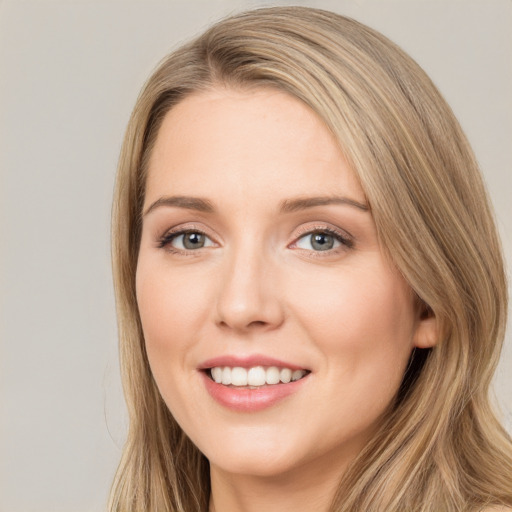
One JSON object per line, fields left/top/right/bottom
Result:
{"left": 135, "top": 259, "right": 205, "bottom": 385}
{"left": 289, "top": 267, "right": 416, "bottom": 444}
{"left": 289, "top": 261, "right": 416, "bottom": 385}
{"left": 135, "top": 260, "right": 212, "bottom": 426}
{"left": 293, "top": 261, "right": 413, "bottom": 335}
{"left": 136, "top": 258, "right": 209, "bottom": 342}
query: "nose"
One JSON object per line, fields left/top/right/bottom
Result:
{"left": 214, "top": 242, "right": 285, "bottom": 334}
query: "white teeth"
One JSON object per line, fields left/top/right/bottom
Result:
{"left": 280, "top": 368, "right": 292, "bottom": 383}
{"left": 266, "top": 366, "right": 280, "bottom": 385}
{"left": 211, "top": 367, "right": 222, "bottom": 383}
{"left": 221, "top": 367, "right": 232, "bottom": 385}
{"left": 209, "top": 366, "right": 308, "bottom": 387}
{"left": 231, "top": 367, "right": 248, "bottom": 386}
{"left": 248, "top": 366, "right": 266, "bottom": 386}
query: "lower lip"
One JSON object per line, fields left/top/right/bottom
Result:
{"left": 200, "top": 371, "right": 309, "bottom": 412}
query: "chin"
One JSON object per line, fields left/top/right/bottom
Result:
{"left": 209, "top": 451, "right": 299, "bottom": 479}
{"left": 198, "top": 427, "right": 305, "bottom": 478}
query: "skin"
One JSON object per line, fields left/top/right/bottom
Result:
{"left": 136, "top": 87, "right": 437, "bottom": 512}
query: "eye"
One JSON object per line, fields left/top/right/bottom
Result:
{"left": 159, "top": 230, "right": 215, "bottom": 251}
{"left": 294, "top": 229, "right": 352, "bottom": 252}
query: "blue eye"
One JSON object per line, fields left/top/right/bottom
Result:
{"left": 160, "top": 231, "right": 214, "bottom": 250}
{"left": 295, "top": 230, "right": 350, "bottom": 251}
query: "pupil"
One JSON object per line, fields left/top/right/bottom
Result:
{"left": 184, "top": 232, "right": 205, "bottom": 249}
{"left": 311, "top": 233, "right": 334, "bottom": 251}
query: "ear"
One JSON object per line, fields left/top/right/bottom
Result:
{"left": 413, "top": 303, "right": 438, "bottom": 349}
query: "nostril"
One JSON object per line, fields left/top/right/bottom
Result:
{"left": 217, "top": 319, "right": 268, "bottom": 330}
{"left": 248, "top": 320, "right": 267, "bottom": 328}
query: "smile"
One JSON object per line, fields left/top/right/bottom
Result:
{"left": 199, "top": 356, "right": 311, "bottom": 412}
{"left": 209, "top": 366, "right": 308, "bottom": 388}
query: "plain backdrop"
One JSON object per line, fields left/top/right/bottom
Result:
{"left": 0, "top": 1, "right": 511, "bottom": 510}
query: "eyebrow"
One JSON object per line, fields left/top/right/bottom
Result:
{"left": 279, "top": 196, "right": 369, "bottom": 213}
{"left": 144, "top": 195, "right": 215, "bottom": 216}
{"left": 143, "top": 194, "right": 369, "bottom": 216}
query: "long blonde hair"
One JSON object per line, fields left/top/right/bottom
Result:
{"left": 110, "top": 7, "right": 512, "bottom": 511}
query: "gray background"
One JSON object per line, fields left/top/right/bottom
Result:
{"left": 1, "top": 1, "right": 510, "bottom": 510}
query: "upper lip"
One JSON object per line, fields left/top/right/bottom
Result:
{"left": 198, "top": 354, "right": 309, "bottom": 371}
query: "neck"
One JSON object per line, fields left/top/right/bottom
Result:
{"left": 208, "top": 453, "right": 351, "bottom": 512}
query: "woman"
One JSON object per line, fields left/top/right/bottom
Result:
{"left": 110, "top": 6, "right": 512, "bottom": 511}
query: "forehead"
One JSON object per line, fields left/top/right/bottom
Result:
{"left": 145, "top": 87, "right": 365, "bottom": 206}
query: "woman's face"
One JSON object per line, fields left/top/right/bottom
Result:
{"left": 136, "top": 87, "right": 435, "bottom": 480}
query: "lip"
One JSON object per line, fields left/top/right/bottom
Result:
{"left": 200, "top": 371, "right": 310, "bottom": 412}
{"left": 198, "top": 354, "right": 308, "bottom": 371}
{"left": 198, "top": 354, "right": 311, "bottom": 412}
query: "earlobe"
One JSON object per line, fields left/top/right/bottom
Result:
{"left": 413, "top": 306, "right": 438, "bottom": 349}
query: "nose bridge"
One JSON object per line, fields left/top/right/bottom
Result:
{"left": 215, "top": 234, "right": 283, "bottom": 332}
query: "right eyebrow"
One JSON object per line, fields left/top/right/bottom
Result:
{"left": 143, "top": 195, "right": 215, "bottom": 216}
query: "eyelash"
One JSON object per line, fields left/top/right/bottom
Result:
{"left": 157, "top": 225, "right": 354, "bottom": 255}
{"left": 157, "top": 226, "right": 212, "bottom": 253}
{"left": 292, "top": 226, "right": 354, "bottom": 253}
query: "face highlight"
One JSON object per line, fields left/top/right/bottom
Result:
{"left": 136, "top": 87, "right": 436, "bottom": 483}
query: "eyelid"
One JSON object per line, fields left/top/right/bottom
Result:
{"left": 155, "top": 222, "right": 354, "bottom": 254}
{"left": 289, "top": 223, "right": 354, "bottom": 252}
{"left": 292, "top": 223, "right": 353, "bottom": 242}
{"left": 157, "top": 223, "right": 218, "bottom": 251}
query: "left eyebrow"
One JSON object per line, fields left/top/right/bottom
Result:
{"left": 279, "top": 195, "right": 370, "bottom": 213}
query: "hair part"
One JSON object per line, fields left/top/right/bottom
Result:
{"left": 110, "top": 6, "right": 511, "bottom": 511}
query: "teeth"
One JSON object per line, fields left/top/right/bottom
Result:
{"left": 209, "top": 366, "right": 307, "bottom": 387}
{"left": 221, "top": 367, "right": 232, "bottom": 385}
{"left": 211, "top": 367, "right": 222, "bottom": 383}
{"left": 266, "top": 366, "right": 280, "bottom": 385}
{"left": 280, "top": 368, "right": 292, "bottom": 383}
{"left": 248, "top": 366, "right": 266, "bottom": 386}
{"left": 231, "top": 367, "right": 248, "bottom": 386}
{"left": 292, "top": 369, "right": 304, "bottom": 381}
